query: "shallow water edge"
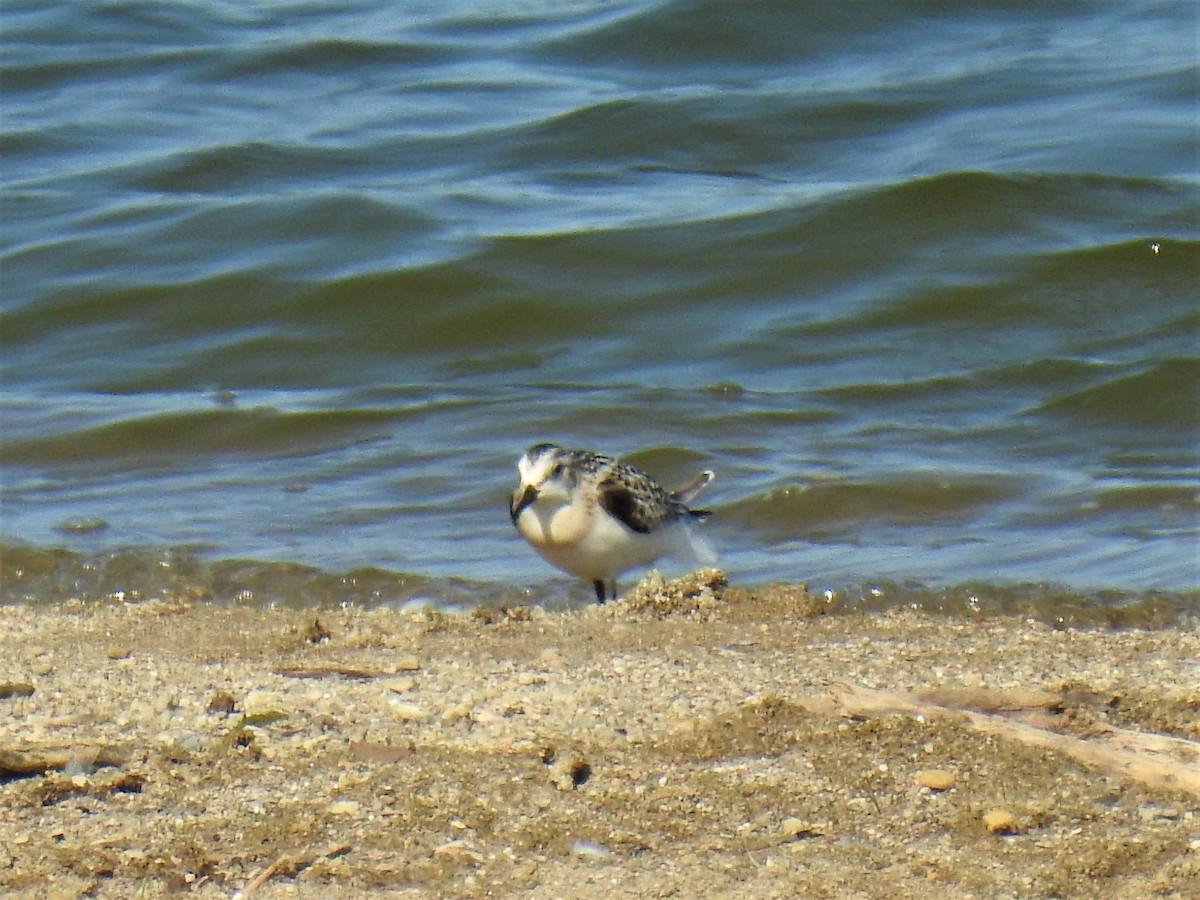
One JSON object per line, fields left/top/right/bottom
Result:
{"left": 1, "top": 542, "right": 1194, "bottom": 630}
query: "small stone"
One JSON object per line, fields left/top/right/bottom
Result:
{"left": 384, "top": 677, "right": 417, "bottom": 694}
{"left": 327, "top": 800, "right": 360, "bottom": 817}
{"left": 779, "top": 817, "right": 820, "bottom": 841}
{"left": 390, "top": 701, "right": 427, "bottom": 722}
{"left": 242, "top": 690, "right": 289, "bottom": 723}
{"left": 570, "top": 840, "right": 613, "bottom": 859}
{"left": 394, "top": 655, "right": 421, "bottom": 672}
{"left": 206, "top": 691, "right": 237, "bottom": 715}
{"left": 433, "top": 840, "right": 483, "bottom": 865}
{"left": 106, "top": 646, "right": 132, "bottom": 660}
{"left": 916, "top": 769, "right": 956, "bottom": 791}
{"left": 549, "top": 752, "right": 591, "bottom": 791}
{"left": 441, "top": 703, "right": 472, "bottom": 724}
{"left": 242, "top": 690, "right": 285, "bottom": 715}
{"left": 983, "top": 809, "right": 1018, "bottom": 834}
{"left": 497, "top": 694, "right": 524, "bottom": 717}
{"left": 1138, "top": 805, "right": 1180, "bottom": 821}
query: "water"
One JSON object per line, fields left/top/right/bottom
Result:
{"left": 2, "top": 0, "right": 1197, "bottom": 610}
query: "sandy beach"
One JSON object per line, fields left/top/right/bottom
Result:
{"left": 1, "top": 570, "right": 1198, "bottom": 899}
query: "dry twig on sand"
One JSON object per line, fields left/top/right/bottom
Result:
{"left": 827, "top": 682, "right": 1200, "bottom": 798}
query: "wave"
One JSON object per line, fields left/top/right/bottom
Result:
{"left": 719, "top": 476, "right": 1018, "bottom": 542}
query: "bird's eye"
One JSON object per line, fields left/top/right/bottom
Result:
{"left": 550, "top": 463, "right": 565, "bottom": 478}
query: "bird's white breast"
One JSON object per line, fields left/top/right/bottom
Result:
{"left": 515, "top": 493, "right": 594, "bottom": 549}
{"left": 515, "top": 492, "right": 683, "bottom": 583}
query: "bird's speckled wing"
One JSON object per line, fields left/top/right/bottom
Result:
{"left": 597, "top": 461, "right": 686, "bottom": 534}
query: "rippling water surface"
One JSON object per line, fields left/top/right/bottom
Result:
{"left": 2, "top": 0, "right": 1197, "bottom": 609}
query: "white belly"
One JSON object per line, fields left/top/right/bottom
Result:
{"left": 516, "top": 497, "right": 681, "bottom": 582}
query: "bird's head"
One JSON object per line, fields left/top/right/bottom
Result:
{"left": 510, "top": 442, "right": 576, "bottom": 523}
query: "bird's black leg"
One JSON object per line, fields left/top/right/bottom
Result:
{"left": 593, "top": 580, "right": 607, "bottom": 603}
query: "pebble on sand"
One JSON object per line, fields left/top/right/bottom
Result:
{"left": 549, "top": 752, "right": 591, "bottom": 791}
{"left": 778, "top": 817, "right": 821, "bottom": 842}
{"left": 983, "top": 809, "right": 1019, "bottom": 834}
{"left": 433, "top": 841, "right": 483, "bottom": 865}
{"left": 389, "top": 701, "right": 427, "bottom": 722}
{"left": 916, "top": 769, "right": 957, "bottom": 791}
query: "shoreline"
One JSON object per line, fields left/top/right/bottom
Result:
{"left": 1, "top": 570, "right": 1198, "bottom": 898}
{"left": 3, "top": 542, "right": 1196, "bottom": 628}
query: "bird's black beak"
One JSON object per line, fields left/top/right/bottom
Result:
{"left": 510, "top": 484, "right": 538, "bottom": 524}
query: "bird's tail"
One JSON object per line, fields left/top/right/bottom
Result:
{"left": 669, "top": 469, "right": 716, "bottom": 566}
{"left": 672, "top": 469, "right": 715, "bottom": 505}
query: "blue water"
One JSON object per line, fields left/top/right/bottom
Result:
{"left": 1, "top": 0, "right": 1197, "bottom": 606}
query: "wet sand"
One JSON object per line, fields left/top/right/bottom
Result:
{"left": 1, "top": 570, "right": 1198, "bottom": 898}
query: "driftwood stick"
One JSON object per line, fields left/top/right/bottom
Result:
{"left": 241, "top": 843, "right": 351, "bottom": 895}
{"left": 828, "top": 682, "right": 1200, "bottom": 798}
{"left": 241, "top": 855, "right": 289, "bottom": 895}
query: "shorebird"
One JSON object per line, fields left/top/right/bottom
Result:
{"left": 509, "top": 442, "right": 714, "bottom": 602}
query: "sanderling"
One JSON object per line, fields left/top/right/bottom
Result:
{"left": 509, "top": 442, "right": 715, "bottom": 602}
